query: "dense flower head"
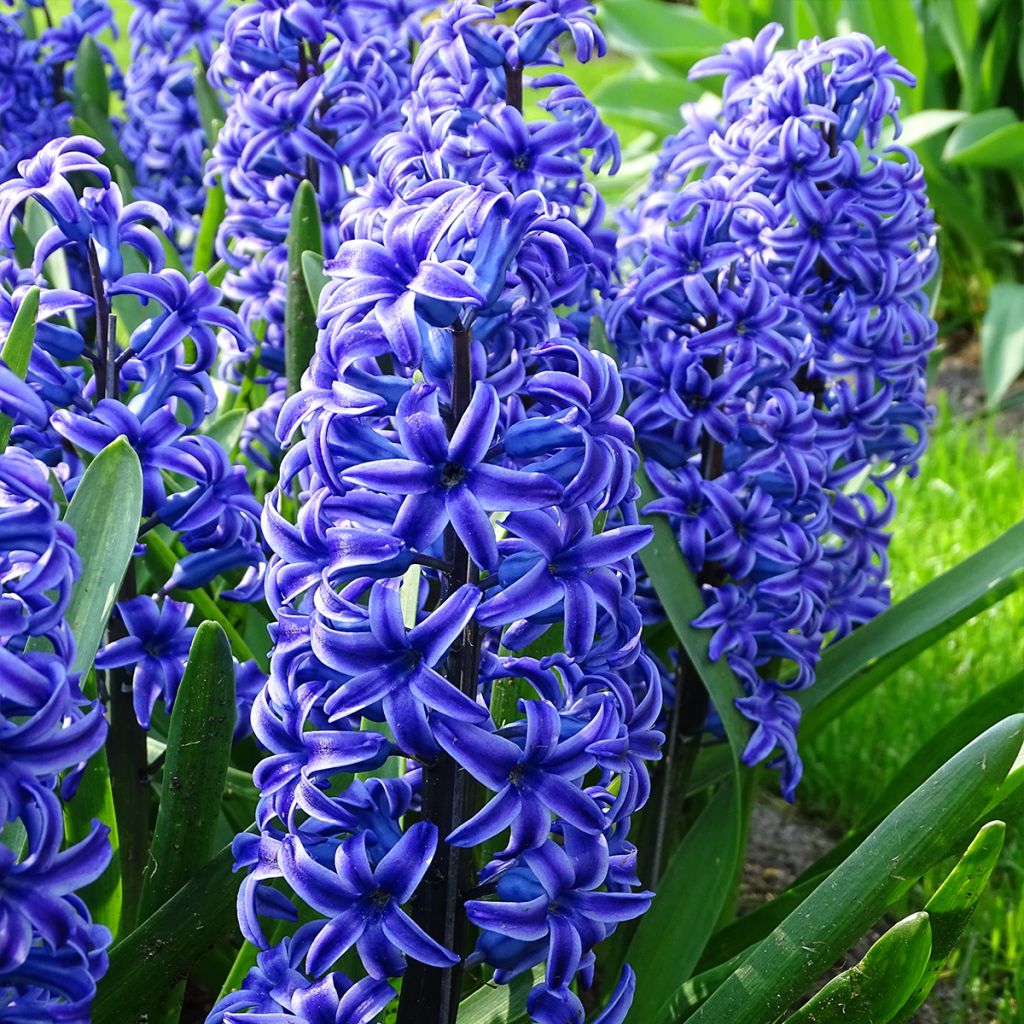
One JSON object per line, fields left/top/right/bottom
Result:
{"left": 206, "top": 0, "right": 427, "bottom": 375}
{"left": 610, "top": 24, "right": 936, "bottom": 797}
{"left": 0, "top": 1, "right": 117, "bottom": 178}
{"left": 0, "top": 449, "right": 111, "bottom": 1021}
{"left": 120, "top": 0, "right": 232, "bottom": 238}
{"left": 218, "top": 4, "right": 661, "bottom": 1023}
{"left": 0, "top": 135, "right": 267, "bottom": 729}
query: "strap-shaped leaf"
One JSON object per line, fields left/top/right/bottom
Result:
{"left": 193, "top": 177, "right": 226, "bottom": 275}
{"left": 0, "top": 285, "right": 39, "bottom": 450}
{"left": 455, "top": 967, "right": 543, "bottom": 1024}
{"left": 695, "top": 683, "right": 1023, "bottom": 982}
{"left": 70, "top": 40, "right": 133, "bottom": 184}
{"left": 302, "top": 249, "right": 330, "bottom": 308}
{"left": 635, "top": 462, "right": 749, "bottom": 758}
{"left": 980, "top": 282, "right": 1024, "bottom": 406}
{"left": 51, "top": 438, "right": 143, "bottom": 934}
{"left": 61, "top": 438, "right": 144, "bottom": 676}
{"left": 696, "top": 870, "right": 825, "bottom": 975}
{"left": 202, "top": 407, "right": 248, "bottom": 456}
{"left": 679, "top": 715, "right": 1024, "bottom": 1024}
{"left": 657, "top": 951, "right": 747, "bottom": 1024}
{"left": 92, "top": 832, "right": 253, "bottom": 1024}
{"left": 694, "top": 517, "right": 1024, "bottom": 793}
{"left": 140, "top": 622, "right": 235, "bottom": 918}
{"left": 891, "top": 821, "right": 1007, "bottom": 1023}
{"left": 782, "top": 912, "right": 932, "bottom": 1024}
{"left": 285, "top": 181, "right": 323, "bottom": 394}
{"left": 626, "top": 774, "right": 752, "bottom": 1020}
{"left": 194, "top": 70, "right": 226, "bottom": 149}
{"left": 71, "top": 109, "right": 135, "bottom": 185}
{"left": 72, "top": 34, "right": 109, "bottom": 119}
{"left": 632, "top": 460, "right": 754, "bottom": 998}
{"left": 598, "top": 0, "right": 733, "bottom": 71}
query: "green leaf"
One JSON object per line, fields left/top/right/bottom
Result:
{"left": 657, "top": 951, "right": 748, "bottom": 1024}
{"left": 73, "top": 34, "right": 110, "bottom": 119}
{"left": 980, "top": 283, "right": 1024, "bottom": 406}
{"left": 60, "top": 438, "right": 144, "bottom": 676}
{"left": 627, "top": 776, "right": 750, "bottom": 1021}
{"left": 696, "top": 869, "right": 825, "bottom": 974}
{"left": 798, "top": 518, "right": 1024, "bottom": 734}
{"left": 931, "top": 0, "right": 980, "bottom": 108}
{"left": 943, "top": 108, "right": 1024, "bottom": 168}
{"left": 455, "top": 967, "right": 543, "bottom": 1024}
{"left": 216, "top": 940, "right": 260, "bottom": 1005}
{"left": 19, "top": 0, "right": 38, "bottom": 39}
{"left": 140, "top": 623, "right": 235, "bottom": 918}
{"left": 208, "top": 258, "right": 229, "bottom": 288}
{"left": 93, "top": 832, "right": 254, "bottom": 1024}
{"left": 0, "top": 285, "right": 39, "bottom": 450}
{"left": 636, "top": 461, "right": 749, "bottom": 759}
{"left": 701, "top": 679, "right": 1022, "bottom": 976}
{"left": 71, "top": 110, "right": 134, "bottom": 186}
{"left": 157, "top": 230, "right": 186, "bottom": 274}
{"left": 302, "top": 249, "right": 330, "bottom": 309}
{"left": 891, "top": 822, "right": 1006, "bottom": 1023}
{"left": 194, "top": 70, "right": 226, "bottom": 149}
{"left": 193, "top": 177, "right": 226, "bottom": 275}
{"left": 53, "top": 438, "right": 143, "bottom": 934}
{"left": 782, "top": 912, "right": 932, "bottom": 1024}
{"left": 899, "top": 109, "right": 968, "bottom": 148}
{"left": 137, "top": 624, "right": 235, "bottom": 1024}
{"left": 598, "top": 0, "right": 733, "bottom": 72}
{"left": 400, "top": 562, "right": 422, "bottom": 629}
{"left": 680, "top": 715, "right": 1024, "bottom": 1024}
{"left": 842, "top": 0, "right": 926, "bottom": 111}
{"left": 592, "top": 69, "right": 700, "bottom": 134}
{"left": 202, "top": 407, "right": 248, "bottom": 456}
{"left": 285, "top": 181, "right": 323, "bottom": 395}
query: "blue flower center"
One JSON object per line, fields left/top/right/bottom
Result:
{"left": 370, "top": 888, "right": 391, "bottom": 909}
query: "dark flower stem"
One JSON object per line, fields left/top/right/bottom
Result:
{"left": 104, "top": 562, "right": 150, "bottom": 935}
{"left": 396, "top": 319, "right": 480, "bottom": 1024}
{"left": 505, "top": 63, "right": 523, "bottom": 113}
{"left": 649, "top": 330, "right": 725, "bottom": 883}
{"left": 86, "top": 241, "right": 111, "bottom": 401}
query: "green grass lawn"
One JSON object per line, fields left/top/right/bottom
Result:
{"left": 801, "top": 404, "right": 1024, "bottom": 1022}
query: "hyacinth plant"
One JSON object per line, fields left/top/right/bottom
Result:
{"left": 0, "top": 3, "right": 1022, "bottom": 1024}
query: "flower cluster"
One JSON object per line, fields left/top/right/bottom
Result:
{"left": 207, "top": 0, "right": 433, "bottom": 379}
{"left": 0, "top": 448, "right": 111, "bottom": 1022}
{"left": 214, "top": 4, "right": 663, "bottom": 1023}
{"left": 120, "top": 0, "right": 231, "bottom": 237}
{"left": 0, "top": 135, "right": 266, "bottom": 727}
{"left": 0, "top": 0, "right": 117, "bottom": 177}
{"left": 609, "top": 24, "right": 937, "bottom": 796}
